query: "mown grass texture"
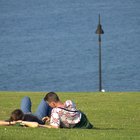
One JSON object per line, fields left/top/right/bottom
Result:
{"left": 0, "top": 91, "right": 139, "bottom": 140}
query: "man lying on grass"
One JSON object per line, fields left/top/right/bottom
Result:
{"left": 43, "top": 92, "right": 93, "bottom": 129}
{"left": 0, "top": 92, "right": 93, "bottom": 129}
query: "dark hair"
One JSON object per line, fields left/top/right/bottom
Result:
{"left": 44, "top": 92, "right": 60, "bottom": 103}
{"left": 9, "top": 109, "right": 24, "bottom": 121}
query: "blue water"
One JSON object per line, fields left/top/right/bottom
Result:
{"left": 0, "top": 0, "right": 140, "bottom": 92}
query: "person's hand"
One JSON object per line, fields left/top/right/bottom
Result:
{"left": 16, "top": 120, "right": 22, "bottom": 123}
{"left": 10, "top": 120, "right": 22, "bottom": 125}
{"left": 10, "top": 121, "right": 17, "bottom": 125}
{"left": 42, "top": 116, "right": 50, "bottom": 123}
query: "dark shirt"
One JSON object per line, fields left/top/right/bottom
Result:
{"left": 22, "top": 114, "right": 44, "bottom": 125}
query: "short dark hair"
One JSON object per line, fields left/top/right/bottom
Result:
{"left": 9, "top": 109, "right": 24, "bottom": 121}
{"left": 44, "top": 92, "right": 60, "bottom": 103}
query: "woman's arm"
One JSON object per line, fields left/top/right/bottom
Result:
{"left": 0, "top": 120, "right": 10, "bottom": 126}
{"left": 0, "top": 120, "right": 59, "bottom": 128}
{"left": 0, "top": 120, "right": 16, "bottom": 126}
{"left": 0, "top": 120, "right": 38, "bottom": 128}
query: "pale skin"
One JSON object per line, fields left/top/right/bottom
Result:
{"left": 0, "top": 120, "right": 53, "bottom": 128}
{"left": 0, "top": 120, "right": 17, "bottom": 126}
{"left": 0, "top": 120, "right": 38, "bottom": 127}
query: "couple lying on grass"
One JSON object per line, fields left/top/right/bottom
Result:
{"left": 0, "top": 92, "right": 93, "bottom": 129}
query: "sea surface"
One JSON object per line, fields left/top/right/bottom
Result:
{"left": 0, "top": 0, "right": 140, "bottom": 92}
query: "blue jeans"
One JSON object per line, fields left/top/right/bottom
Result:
{"left": 20, "top": 96, "right": 52, "bottom": 119}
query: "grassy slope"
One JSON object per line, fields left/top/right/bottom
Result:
{"left": 0, "top": 91, "right": 139, "bottom": 140}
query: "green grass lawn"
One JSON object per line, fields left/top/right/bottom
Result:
{"left": 0, "top": 91, "right": 139, "bottom": 140}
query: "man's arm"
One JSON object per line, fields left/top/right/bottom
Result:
{"left": 20, "top": 121, "right": 39, "bottom": 128}
{"left": 39, "top": 124, "right": 59, "bottom": 128}
{"left": 21, "top": 121, "right": 59, "bottom": 128}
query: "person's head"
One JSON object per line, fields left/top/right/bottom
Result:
{"left": 9, "top": 109, "right": 24, "bottom": 121}
{"left": 44, "top": 92, "right": 60, "bottom": 108}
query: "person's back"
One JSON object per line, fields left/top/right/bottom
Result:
{"left": 50, "top": 100, "right": 81, "bottom": 128}
{"left": 44, "top": 92, "right": 93, "bottom": 129}
{"left": 9, "top": 109, "right": 44, "bottom": 125}
{"left": 23, "top": 114, "right": 44, "bottom": 124}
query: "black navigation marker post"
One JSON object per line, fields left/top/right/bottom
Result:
{"left": 95, "top": 14, "right": 104, "bottom": 92}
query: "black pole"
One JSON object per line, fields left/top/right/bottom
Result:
{"left": 99, "top": 34, "right": 102, "bottom": 91}
{"left": 95, "top": 14, "right": 104, "bottom": 92}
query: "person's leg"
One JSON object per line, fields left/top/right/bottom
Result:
{"left": 34, "top": 99, "right": 52, "bottom": 119}
{"left": 20, "top": 96, "right": 32, "bottom": 113}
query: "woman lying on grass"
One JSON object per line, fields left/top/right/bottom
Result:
{"left": 0, "top": 92, "right": 93, "bottom": 129}
{"left": 0, "top": 109, "right": 51, "bottom": 128}
{"left": 0, "top": 96, "right": 52, "bottom": 128}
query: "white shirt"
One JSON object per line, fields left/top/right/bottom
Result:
{"left": 50, "top": 100, "right": 81, "bottom": 128}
